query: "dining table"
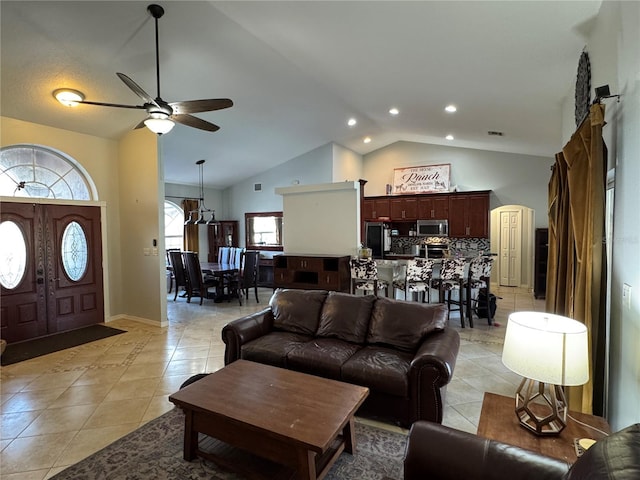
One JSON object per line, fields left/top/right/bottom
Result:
{"left": 200, "top": 262, "right": 239, "bottom": 302}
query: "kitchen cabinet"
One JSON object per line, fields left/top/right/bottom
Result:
{"left": 207, "top": 220, "right": 239, "bottom": 262}
{"left": 448, "top": 192, "right": 490, "bottom": 238}
{"left": 362, "top": 197, "right": 391, "bottom": 221}
{"left": 390, "top": 196, "right": 418, "bottom": 220}
{"left": 534, "top": 228, "right": 549, "bottom": 299}
{"left": 273, "top": 254, "right": 350, "bottom": 292}
{"left": 417, "top": 195, "right": 449, "bottom": 219}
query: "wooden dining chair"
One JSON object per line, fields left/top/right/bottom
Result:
{"left": 218, "top": 246, "right": 231, "bottom": 264}
{"left": 226, "top": 250, "right": 260, "bottom": 305}
{"left": 168, "top": 250, "right": 188, "bottom": 301}
{"left": 166, "top": 248, "right": 180, "bottom": 294}
{"left": 182, "top": 251, "right": 219, "bottom": 305}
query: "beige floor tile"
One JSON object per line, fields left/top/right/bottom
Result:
{"left": 120, "top": 362, "right": 168, "bottom": 381}
{"left": 1, "top": 411, "right": 41, "bottom": 440}
{"left": 0, "top": 376, "right": 40, "bottom": 394}
{"left": 48, "top": 383, "right": 114, "bottom": 408}
{"left": 72, "top": 366, "right": 126, "bottom": 386}
{"left": 171, "top": 346, "right": 211, "bottom": 361}
{"left": 1, "top": 389, "right": 67, "bottom": 413}
{"left": 142, "top": 396, "right": 175, "bottom": 422}
{"left": 20, "top": 371, "right": 85, "bottom": 393}
{"left": 83, "top": 397, "right": 150, "bottom": 429}
{"left": 154, "top": 374, "right": 190, "bottom": 396}
{"left": 205, "top": 355, "right": 225, "bottom": 372}
{"left": 20, "top": 404, "right": 97, "bottom": 437}
{"left": 163, "top": 358, "right": 208, "bottom": 376}
{"left": 52, "top": 423, "right": 139, "bottom": 468}
{"left": 0, "top": 431, "right": 76, "bottom": 474}
{"left": 2, "top": 469, "right": 50, "bottom": 480}
{"left": 102, "top": 377, "right": 160, "bottom": 402}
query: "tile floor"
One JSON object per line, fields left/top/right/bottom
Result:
{"left": 0, "top": 286, "right": 544, "bottom": 479}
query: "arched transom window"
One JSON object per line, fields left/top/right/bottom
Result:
{"left": 0, "top": 145, "right": 95, "bottom": 200}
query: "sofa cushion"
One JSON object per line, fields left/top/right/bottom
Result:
{"left": 287, "top": 338, "right": 362, "bottom": 380}
{"left": 341, "top": 346, "right": 413, "bottom": 397}
{"left": 242, "top": 331, "right": 312, "bottom": 368}
{"left": 565, "top": 423, "right": 640, "bottom": 480}
{"left": 316, "top": 292, "right": 375, "bottom": 344}
{"left": 367, "top": 298, "right": 447, "bottom": 352}
{"left": 270, "top": 289, "right": 328, "bottom": 335}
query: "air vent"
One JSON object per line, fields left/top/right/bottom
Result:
{"left": 488, "top": 131, "right": 504, "bottom": 136}
{"left": 254, "top": 183, "right": 262, "bottom": 192}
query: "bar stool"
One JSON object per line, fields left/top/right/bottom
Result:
{"left": 432, "top": 258, "right": 466, "bottom": 327}
{"left": 393, "top": 258, "right": 434, "bottom": 302}
{"left": 349, "top": 257, "right": 389, "bottom": 297}
{"left": 465, "top": 256, "right": 494, "bottom": 324}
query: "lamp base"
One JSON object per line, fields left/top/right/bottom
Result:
{"left": 514, "top": 378, "right": 567, "bottom": 436}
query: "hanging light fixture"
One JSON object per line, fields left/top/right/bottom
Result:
{"left": 184, "top": 160, "right": 219, "bottom": 226}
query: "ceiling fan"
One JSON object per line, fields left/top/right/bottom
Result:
{"left": 54, "top": 3, "right": 232, "bottom": 135}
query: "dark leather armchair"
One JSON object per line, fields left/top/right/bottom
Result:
{"left": 404, "top": 421, "right": 640, "bottom": 480}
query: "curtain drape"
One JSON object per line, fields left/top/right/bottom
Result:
{"left": 546, "top": 103, "right": 607, "bottom": 414}
{"left": 182, "top": 199, "right": 199, "bottom": 253}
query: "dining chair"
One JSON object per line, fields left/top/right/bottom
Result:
{"left": 349, "top": 257, "right": 389, "bottom": 297}
{"left": 168, "top": 250, "right": 188, "bottom": 301}
{"left": 182, "top": 251, "right": 219, "bottom": 305}
{"left": 232, "top": 247, "right": 244, "bottom": 268}
{"left": 218, "top": 246, "right": 231, "bottom": 264}
{"left": 465, "top": 256, "right": 494, "bottom": 324}
{"left": 393, "top": 258, "right": 434, "bottom": 302}
{"left": 226, "top": 250, "right": 260, "bottom": 305}
{"left": 431, "top": 258, "right": 467, "bottom": 327}
{"left": 165, "top": 248, "right": 180, "bottom": 294}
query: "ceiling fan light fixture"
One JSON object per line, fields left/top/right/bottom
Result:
{"left": 53, "top": 88, "right": 85, "bottom": 107}
{"left": 144, "top": 112, "right": 175, "bottom": 135}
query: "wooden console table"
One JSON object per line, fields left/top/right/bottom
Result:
{"left": 477, "top": 392, "right": 610, "bottom": 465}
{"left": 273, "top": 254, "right": 350, "bottom": 292}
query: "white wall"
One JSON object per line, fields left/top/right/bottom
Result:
{"left": 576, "top": 0, "right": 640, "bottom": 431}
{"left": 332, "top": 144, "right": 363, "bottom": 182}
{"left": 277, "top": 182, "right": 360, "bottom": 255}
{"left": 362, "top": 141, "right": 553, "bottom": 228}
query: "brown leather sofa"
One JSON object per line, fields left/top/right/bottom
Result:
{"left": 222, "top": 289, "right": 460, "bottom": 428}
{"left": 404, "top": 420, "right": 640, "bottom": 480}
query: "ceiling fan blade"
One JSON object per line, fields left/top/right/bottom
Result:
{"left": 133, "top": 119, "right": 147, "bottom": 130}
{"left": 169, "top": 99, "right": 233, "bottom": 115}
{"left": 116, "top": 72, "right": 157, "bottom": 106}
{"left": 172, "top": 114, "right": 220, "bottom": 132}
{"left": 78, "top": 100, "right": 146, "bottom": 110}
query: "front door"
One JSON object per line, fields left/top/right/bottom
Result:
{"left": 499, "top": 209, "right": 522, "bottom": 287}
{"left": 0, "top": 202, "right": 104, "bottom": 343}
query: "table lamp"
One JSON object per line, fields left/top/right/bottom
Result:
{"left": 501, "top": 311, "right": 589, "bottom": 436}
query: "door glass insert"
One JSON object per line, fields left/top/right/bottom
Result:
{"left": 0, "top": 220, "right": 27, "bottom": 289}
{"left": 61, "top": 221, "right": 88, "bottom": 281}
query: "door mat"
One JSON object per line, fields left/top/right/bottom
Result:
{"left": 0, "top": 324, "right": 126, "bottom": 366}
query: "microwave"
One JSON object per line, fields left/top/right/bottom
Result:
{"left": 417, "top": 219, "right": 448, "bottom": 237}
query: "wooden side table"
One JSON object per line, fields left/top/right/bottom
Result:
{"left": 477, "top": 392, "right": 610, "bottom": 465}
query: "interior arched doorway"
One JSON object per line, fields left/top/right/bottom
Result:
{"left": 490, "top": 205, "right": 535, "bottom": 290}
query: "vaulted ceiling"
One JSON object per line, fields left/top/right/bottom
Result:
{"left": 1, "top": 1, "right": 601, "bottom": 188}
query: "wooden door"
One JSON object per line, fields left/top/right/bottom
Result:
{"left": 0, "top": 202, "right": 104, "bottom": 343}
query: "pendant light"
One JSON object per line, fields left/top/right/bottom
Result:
{"left": 184, "top": 160, "right": 219, "bottom": 226}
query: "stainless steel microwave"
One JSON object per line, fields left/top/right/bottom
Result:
{"left": 417, "top": 219, "right": 448, "bottom": 237}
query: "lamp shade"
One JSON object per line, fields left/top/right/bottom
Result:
{"left": 502, "top": 311, "right": 589, "bottom": 386}
{"left": 144, "top": 114, "right": 175, "bottom": 135}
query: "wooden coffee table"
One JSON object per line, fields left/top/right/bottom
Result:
{"left": 168, "top": 360, "right": 369, "bottom": 480}
{"left": 477, "top": 392, "right": 610, "bottom": 464}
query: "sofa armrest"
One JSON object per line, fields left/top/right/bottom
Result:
{"left": 404, "top": 421, "right": 569, "bottom": 480}
{"left": 407, "top": 328, "right": 459, "bottom": 423}
{"left": 222, "top": 308, "right": 274, "bottom": 365}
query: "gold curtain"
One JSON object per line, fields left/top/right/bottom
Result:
{"left": 182, "top": 199, "right": 199, "bottom": 253}
{"left": 546, "top": 104, "right": 607, "bottom": 414}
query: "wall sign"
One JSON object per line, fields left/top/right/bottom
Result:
{"left": 393, "top": 164, "right": 450, "bottom": 194}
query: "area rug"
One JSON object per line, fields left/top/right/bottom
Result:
{"left": 51, "top": 407, "right": 406, "bottom": 480}
{"left": 0, "top": 325, "right": 126, "bottom": 366}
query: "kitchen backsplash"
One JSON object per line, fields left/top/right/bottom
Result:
{"left": 391, "top": 236, "right": 491, "bottom": 254}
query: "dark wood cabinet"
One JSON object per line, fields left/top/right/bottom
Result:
{"left": 448, "top": 192, "right": 490, "bottom": 238}
{"left": 362, "top": 197, "right": 391, "bottom": 221}
{"left": 273, "top": 254, "right": 350, "bottom": 292}
{"left": 207, "top": 220, "right": 239, "bottom": 262}
{"left": 417, "top": 195, "right": 449, "bottom": 219}
{"left": 258, "top": 257, "right": 274, "bottom": 288}
{"left": 534, "top": 228, "right": 549, "bottom": 299}
{"left": 389, "top": 196, "right": 418, "bottom": 220}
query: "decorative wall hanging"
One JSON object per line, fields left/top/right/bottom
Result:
{"left": 392, "top": 164, "right": 450, "bottom": 194}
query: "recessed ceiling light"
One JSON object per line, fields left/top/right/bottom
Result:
{"left": 389, "top": 107, "right": 399, "bottom": 115}
{"left": 445, "top": 105, "right": 457, "bottom": 113}
{"left": 445, "top": 134, "right": 454, "bottom": 141}
{"left": 363, "top": 137, "right": 372, "bottom": 144}
{"left": 347, "top": 118, "right": 357, "bottom": 127}
{"left": 53, "top": 88, "right": 85, "bottom": 107}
